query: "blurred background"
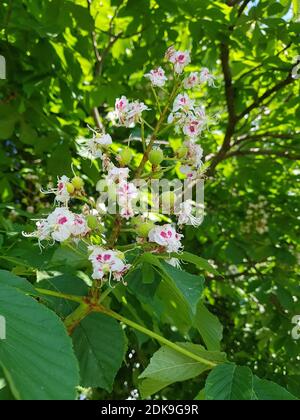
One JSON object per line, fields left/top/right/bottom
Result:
{"left": 0, "top": 0, "right": 299, "bottom": 399}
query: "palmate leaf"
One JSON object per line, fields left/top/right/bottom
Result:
{"left": 205, "top": 364, "right": 298, "bottom": 401}
{"left": 0, "top": 269, "right": 37, "bottom": 295}
{"left": 205, "top": 364, "right": 253, "bottom": 400}
{"left": 0, "top": 284, "right": 79, "bottom": 400}
{"left": 139, "top": 342, "right": 226, "bottom": 398}
{"left": 72, "top": 313, "right": 126, "bottom": 392}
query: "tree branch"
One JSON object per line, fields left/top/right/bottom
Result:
{"left": 207, "top": 42, "right": 237, "bottom": 175}
{"left": 238, "top": 71, "right": 294, "bottom": 120}
{"left": 232, "top": 132, "right": 300, "bottom": 147}
{"left": 226, "top": 148, "right": 300, "bottom": 160}
{"left": 237, "top": 0, "right": 251, "bottom": 17}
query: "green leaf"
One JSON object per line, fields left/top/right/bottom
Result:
{"left": 252, "top": 376, "right": 297, "bottom": 400}
{"left": 205, "top": 364, "right": 253, "bottom": 400}
{"left": 37, "top": 272, "right": 89, "bottom": 317}
{"left": 72, "top": 312, "right": 126, "bottom": 392}
{"left": 0, "top": 284, "right": 79, "bottom": 400}
{"left": 170, "top": 251, "right": 219, "bottom": 275}
{"left": 194, "top": 388, "right": 205, "bottom": 400}
{"left": 160, "top": 262, "right": 205, "bottom": 315}
{"left": 139, "top": 342, "right": 226, "bottom": 398}
{"left": 195, "top": 302, "right": 223, "bottom": 351}
{"left": 0, "top": 270, "right": 37, "bottom": 295}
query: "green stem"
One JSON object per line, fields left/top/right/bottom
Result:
{"left": 99, "top": 287, "right": 113, "bottom": 303}
{"left": 141, "top": 120, "right": 146, "bottom": 151}
{"left": 64, "top": 303, "right": 92, "bottom": 334}
{"left": 35, "top": 288, "right": 84, "bottom": 303}
{"left": 151, "top": 85, "right": 162, "bottom": 114}
{"left": 142, "top": 119, "right": 155, "bottom": 131}
{"left": 96, "top": 306, "right": 217, "bottom": 368}
{"left": 135, "top": 80, "right": 181, "bottom": 178}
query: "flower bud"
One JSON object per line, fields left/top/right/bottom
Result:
{"left": 136, "top": 221, "right": 155, "bottom": 238}
{"left": 119, "top": 147, "right": 133, "bottom": 166}
{"left": 66, "top": 182, "right": 75, "bottom": 194}
{"left": 86, "top": 215, "right": 98, "bottom": 230}
{"left": 72, "top": 176, "right": 84, "bottom": 190}
{"left": 177, "top": 146, "right": 188, "bottom": 159}
{"left": 149, "top": 148, "right": 164, "bottom": 165}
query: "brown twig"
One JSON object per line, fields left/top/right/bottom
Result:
{"left": 225, "top": 149, "right": 300, "bottom": 160}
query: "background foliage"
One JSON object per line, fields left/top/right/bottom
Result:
{"left": 0, "top": 0, "right": 299, "bottom": 400}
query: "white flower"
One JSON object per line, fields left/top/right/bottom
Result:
{"left": 120, "top": 205, "right": 135, "bottom": 220}
{"left": 144, "top": 67, "right": 167, "bottom": 87}
{"left": 22, "top": 219, "right": 52, "bottom": 247}
{"left": 41, "top": 176, "right": 70, "bottom": 205}
{"left": 107, "top": 164, "right": 130, "bottom": 183}
{"left": 183, "top": 119, "right": 202, "bottom": 139}
{"left": 113, "top": 96, "right": 148, "bottom": 127}
{"left": 173, "top": 93, "right": 194, "bottom": 113}
{"left": 117, "top": 181, "right": 138, "bottom": 220}
{"left": 55, "top": 176, "right": 71, "bottom": 204}
{"left": 70, "top": 214, "right": 90, "bottom": 237}
{"left": 117, "top": 181, "right": 138, "bottom": 206}
{"left": 148, "top": 224, "right": 183, "bottom": 253}
{"left": 115, "top": 96, "right": 129, "bottom": 113}
{"left": 182, "top": 107, "right": 208, "bottom": 139}
{"left": 180, "top": 165, "right": 197, "bottom": 180}
{"left": 199, "top": 68, "right": 216, "bottom": 86}
{"left": 184, "top": 140, "right": 203, "bottom": 168}
{"left": 85, "top": 133, "right": 112, "bottom": 159}
{"left": 165, "top": 46, "right": 177, "bottom": 61}
{"left": 178, "top": 200, "right": 203, "bottom": 227}
{"left": 125, "top": 101, "right": 148, "bottom": 127}
{"left": 169, "top": 50, "right": 191, "bottom": 74}
{"left": 88, "top": 247, "right": 130, "bottom": 282}
{"left": 47, "top": 207, "right": 74, "bottom": 242}
{"left": 183, "top": 72, "right": 200, "bottom": 89}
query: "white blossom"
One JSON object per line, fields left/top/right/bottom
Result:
{"left": 144, "top": 67, "right": 167, "bottom": 87}
{"left": 148, "top": 224, "right": 183, "bottom": 253}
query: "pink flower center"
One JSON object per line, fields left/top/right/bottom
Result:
{"left": 177, "top": 54, "right": 185, "bottom": 62}
{"left": 58, "top": 216, "right": 68, "bottom": 225}
{"left": 58, "top": 182, "right": 64, "bottom": 191}
{"left": 103, "top": 254, "right": 112, "bottom": 262}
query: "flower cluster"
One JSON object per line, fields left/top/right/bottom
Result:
{"left": 25, "top": 45, "right": 217, "bottom": 284}
{"left": 24, "top": 208, "right": 89, "bottom": 245}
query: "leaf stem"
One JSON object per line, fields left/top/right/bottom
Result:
{"left": 64, "top": 302, "right": 93, "bottom": 334}
{"left": 95, "top": 305, "right": 217, "bottom": 368}
{"left": 35, "top": 288, "right": 84, "bottom": 303}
